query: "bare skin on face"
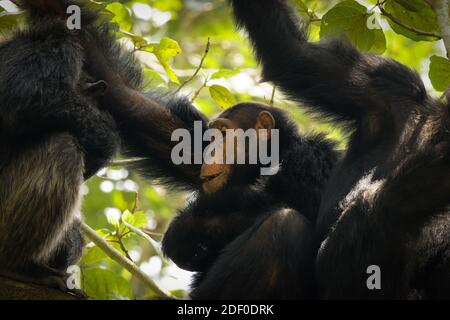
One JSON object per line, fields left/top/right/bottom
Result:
{"left": 200, "top": 111, "right": 275, "bottom": 194}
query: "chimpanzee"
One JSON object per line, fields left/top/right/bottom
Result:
{"left": 229, "top": 0, "right": 450, "bottom": 299}
{"left": 9, "top": 0, "right": 335, "bottom": 299}
{"left": 81, "top": 9, "right": 337, "bottom": 300}
{"left": 0, "top": 0, "right": 137, "bottom": 291}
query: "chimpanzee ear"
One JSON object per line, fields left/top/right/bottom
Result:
{"left": 256, "top": 111, "right": 275, "bottom": 136}
{"left": 84, "top": 80, "right": 108, "bottom": 96}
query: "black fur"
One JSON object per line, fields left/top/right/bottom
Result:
{"left": 119, "top": 93, "right": 209, "bottom": 191}
{"left": 162, "top": 125, "right": 336, "bottom": 299}
{"left": 68, "top": 0, "right": 348, "bottom": 298}
{"left": 230, "top": 0, "right": 450, "bottom": 299}
{"left": 0, "top": 0, "right": 130, "bottom": 290}
{"left": 82, "top": 28, "right": 337, "bottom": 297}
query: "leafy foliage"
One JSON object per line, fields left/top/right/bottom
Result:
{"left": 0, "top": 0, "right": 447, "bottom": 299}
{"left": 143, "top": 37, "right": 183, "bottom": 84}
{"left": 320, "top": 0, "right": 385, "bottom": 52}
{"left": 429, "top": 55, "right": 450, "bottom": 91}
{"left": 209, "top": 84, "right": 237, "bottom": 108}
{"left": 383, "top": 0, "right": 439, "bottom": 41}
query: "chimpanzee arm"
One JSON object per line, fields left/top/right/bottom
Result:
{"left": 229, "top": 0, "right": 427, "bottom": 123}
{"left": 104, "top": 89, "right": 208, "bottom": 190}
{"left": 18, "top": 0, "right": 207, "bottom": 189}
{"left": 82, "top": 28, "right": 208, "bottom": 191}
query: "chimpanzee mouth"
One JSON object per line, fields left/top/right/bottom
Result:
{"left": 201, "top": 172, "right": 222, "bottom": 183}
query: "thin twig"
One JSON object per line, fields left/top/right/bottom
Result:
{"left": 131, "top": 191, "right": 140, "bottom": 213}
{"left": 108, "top": 158, "right": 146, "bottom": 167}
{"left": 191, "top": 75, "right": 210, "bottom": 102}
{"left": 304, "top": 10, "right": 320, "bottom": 30}
{"left": 377, "top": 1, "right": 442, "bottom": 39}
{"left": 117, "top": 234, "right": 133, "bottom": 261}
{"left": 270, "top": 86, "right": 276, "bottom": 105}
{"left": 174, "top": 37, "right": 211, "bottom": 94}
{"left": 124, "top": 222, "right": 165, "bottom": 261}
{"left": 81, "top": 223, "right": 176, "bottom": 299}
{"left": 143, "top": 229, "right": 164, "bottom": 237}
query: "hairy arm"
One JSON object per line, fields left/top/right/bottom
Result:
{"left": 17, "top": 0, "right": 207, "bottom": 188}
{"left": 229, "top": 0, "right": 427, "bottom": 124}
{"left": 104, "top": 89, "right": 208, "bottom": 190}
{"left": 82, "top": 30, "right": 208, "bottom": 190}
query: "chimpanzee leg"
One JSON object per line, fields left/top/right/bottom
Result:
{"left": 191, "top": 208, "right": 318, "bottom": 300}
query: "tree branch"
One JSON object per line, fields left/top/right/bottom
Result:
{"left": 378, "top": 1, "right": 442, "bottom": 40}
{"left": 174, "top": 37, "right": 211, "bottom": 94}
{"left": 124, "top": 222, "right": 165, "bottom": 260}
{"left": 81, "top": 223, "right": 177, "bottom": 299}
{"left": 191, "top": 74, "right": 210, "bottom": 102}
{"left": 108, "top": 158, "right": 147, "bottom": 167}
{"left": 431, "top": 0, "right": 450, "bottom": 58}
{"left": 270, "top": 86, "right": 276, "bottom": 105}
{"left": 0, "top": 277, "right": 83, "bottom": 300}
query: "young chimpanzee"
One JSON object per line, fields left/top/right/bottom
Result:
{"left": 82, "top": 13, "right": 337, "bottom": 300}
{"left": 0, "top": 0, "right": 139, "bottom": 291}
{"left": 229, "top": 0, "right": 450, "bottom": 299}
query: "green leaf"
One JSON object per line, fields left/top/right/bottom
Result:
{"left": 210, "top": 69, "right": 240, "bottom": 80}
{"left": 169, "top": 289, "right": 186, "bottom": 299}
{"left": 143, "top": 68, "right": 168, "bottom": 89}
{"left": 81, "top": 246, "right": 107, "bottom": 265}
{"left": 118, "top": 30, "right": 148, "bottom": 48}
{"left": 290, "top": 0, "right": 319, "bottom": 25}
{"left": 143, "top": 37, "right": 182, "bottom": 84}
{"left": 209, "top": 85, "right": 237, "bottom": 109}
{"left": 122, "top": 210, "right": 148, "bottom": 229}
{"left": 320, "top": 0, "right": 380, "bottom": 52}
{"left": 85, "top": 0, "right": 114, "bottom": 24}
{"left": 371, "top": 29, "right": 387, "bottom": 54}
{"left": 83, "top": 268, "right": 133, "bottom": 300}
{"left": 429, "top": 55, "right": 450, "bottom": 92}
{"left": 384, "top": 0, "right": 439, "bottom": 41}
{"left": 394, "top": 0, "right": 427, "bottom": 12}
{"left": 106, "top": 2, "right": 132, "bottom": 32}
